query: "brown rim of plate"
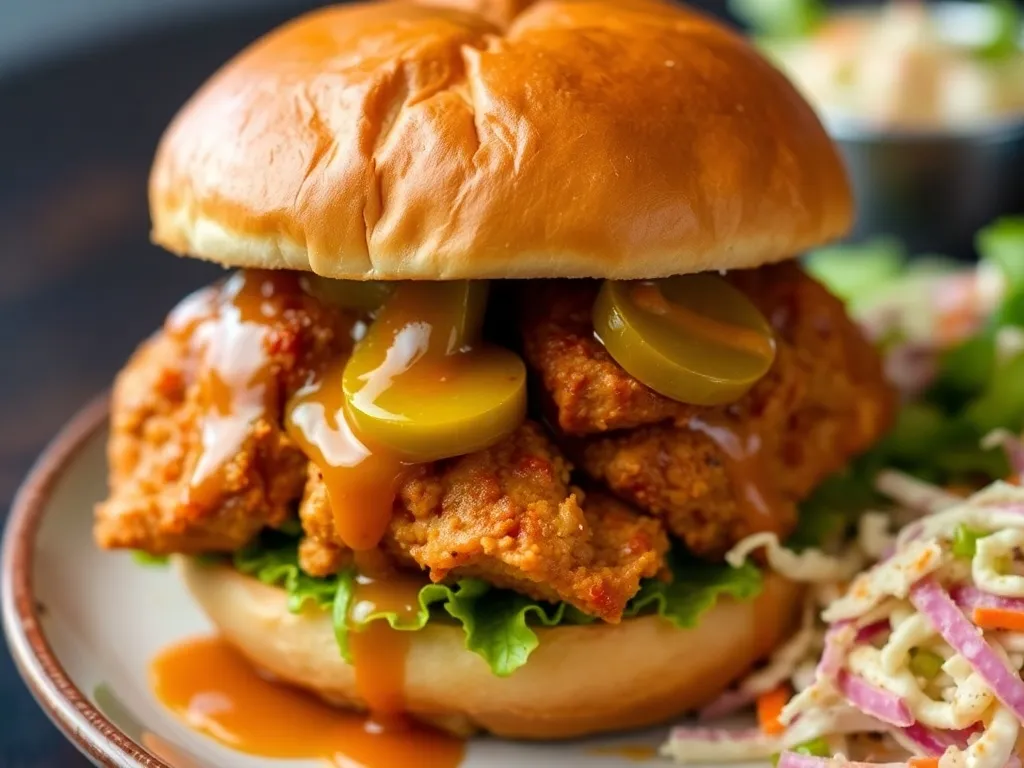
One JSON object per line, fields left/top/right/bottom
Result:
{"left": 1, "top": 393, "right": 173, "bottom": 768}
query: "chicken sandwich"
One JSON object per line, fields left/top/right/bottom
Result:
{"left": 95, "top": 0, "right": 894, "bottom": 740}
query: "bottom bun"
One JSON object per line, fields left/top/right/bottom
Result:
{"left": 178, "top": 559, "right": 803, "bottom": 740}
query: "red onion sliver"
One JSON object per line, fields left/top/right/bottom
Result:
{"left": 1007, "top": 440, "right": 1024, "bottom": 478}
{"left": 818, "top": 622, "right": 853, "bottom": 681}
{"left": 952, "top": 585, "right": 1024, "bottom": 613}
{"left": 885, "top": 343, "right": 939, "bottom": 398}
{"left": 902, "top": 522, "right": 925, "bottom": 545}
{"left": 697, "top": 689, "right": 752, "bottom": 722}
{"left": 910, "top": 578, "right": 1024, "bottom": 723}
{"left": 980, "top": 502, "right": 1024, "bottom": 516}
{"left": 950, "top": 722, "right": 982, "bottom": 741}
{"left": 898, "top": 722, "right": 967, "bottom": 756}
{"left": 777, "top": 751, "right": 905, "bottom": 768}
{"left": 855, "top": 620, "right": 890, "bottom": 644}
{"left": 837, "top": 670, "right": 914, "bottom": 727}
{"left": 985, "top": 431, "right": 1024, "bottom": 478}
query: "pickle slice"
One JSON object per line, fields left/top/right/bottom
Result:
{"left": 342, "top": 281, "right": 526, "bottom": 461}
{"left": 593, "top": 275, "right": 776, "bottom": 405}
{"left": 300, "top": 275, "right": 394, "bottom": 311}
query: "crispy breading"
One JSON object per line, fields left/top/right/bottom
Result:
{"left": 97, "top": 276, "right": 668, "bottom": 621}
{"left": 522, "top": 263, "right": 895, "bottom": 556}
{"left": 97, "top": 263, "right": 891, "bottom": 618}
{"left": 94, "top": 277, "right": 356, "bottom": 553}
{"left": 521, "top": 282, "right": 680, "bottom": 435}
{"left": 298, "top": 422, "right": 669, "bottom": 622}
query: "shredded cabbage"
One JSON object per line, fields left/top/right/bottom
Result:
{"left": 664, "top": 240, "right": 1024, "bottom": 768}
{"left": 726, "top": 533, "right": 864, "bottom": 583}
{"left": 781, "top": 484, "right": 1024, "bottom": 768}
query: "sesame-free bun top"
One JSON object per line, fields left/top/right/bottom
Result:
{"left": 150, "top": 0, "right": 853, "bottom": 280}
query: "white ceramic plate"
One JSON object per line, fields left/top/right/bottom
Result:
{"left": 1, "top": 396, "right": 678, "bottom": 767}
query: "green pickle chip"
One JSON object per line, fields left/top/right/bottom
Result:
{"left": 593, "top": 274, "right": 777, "bottom": 405}
{"left": 342, "top": 281, "right": 526, "bottom": 461}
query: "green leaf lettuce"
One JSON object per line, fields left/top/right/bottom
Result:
{"left": 230, "top": 531, "right": 762, "bottom": 677}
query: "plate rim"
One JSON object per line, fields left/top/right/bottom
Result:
{"left": 1, "top": 393, "right": 172, "bottom": 768}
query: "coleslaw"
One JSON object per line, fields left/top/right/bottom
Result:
{"left": 662, "top": 218, "right": 1024, "bottom": 768}
{"left": 730, "top": 0, "right": 1024, "bottom": 130}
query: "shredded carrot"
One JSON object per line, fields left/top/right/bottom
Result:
{"left": 756, "top": 685, "right": 790, "bottom": 736}
{"left": 973, "top": 606, "right": 1024, "bottom": 632}
{"left": 1007, "top": 475, "right": 1022, "bottom": 487}
{"left": 909, "top": 757, "right": 939, "bottom": 768}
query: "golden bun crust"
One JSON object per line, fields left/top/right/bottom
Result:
{"left": 178, "top": 558, "right": 804, "bottom": 739}
{"left": 150, "top": 0, "right": 852, "bottom": 280}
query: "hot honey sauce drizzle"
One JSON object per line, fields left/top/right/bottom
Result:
{"left": 285, "top": 363, "right": 410, "bottom": 552}
{"left": 348, "top": 550, "right": 428, "bottom": 727}
{"left": 284, "top": 282, "right": 475, "bottom": 731}
{"left": 167, "top": 269, "right": 299, "bottom": 509}
{"left": 688, "top": 416, "right": 787, "bottom": 536}
{"left": 285, "top": 281, "right": 494, "bottom": 557}
{"left": 284, "top": 365, "right": 418, "bottom": 727}
{"left": 280, "top": 279, "right": 523, "bottom": 738}
{"left": 149, "top": 636, "right": 464, "bottom": 768}
{"left": 630, "top": 282, "right": 775, "bottom": 359}
{"left": 158, "top": 273, "right": 521, "bottom": 759}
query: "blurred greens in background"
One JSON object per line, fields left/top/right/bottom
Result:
{"left": 731, "top": 0, "right": 1021, "bottom": 57}
{"left": 809, "top": 217, "right": 1024, "bottom": 485}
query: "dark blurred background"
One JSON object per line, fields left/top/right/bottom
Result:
{"left": 0, "top": 1, "right": 1019, "bottom": 766}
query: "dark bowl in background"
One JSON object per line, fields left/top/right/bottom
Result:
{"left": 816, "top": 1, "right": 1024, "bottom": 257}
{"left": 834, "top": 117, "right": 1024, "bottom": 257}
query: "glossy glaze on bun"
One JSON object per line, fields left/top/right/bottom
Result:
{"left": 150, "top": 0, "right": 852, "bottom": 281}
{"left": 178, "top": 558, "right": 804, "bottom": 739}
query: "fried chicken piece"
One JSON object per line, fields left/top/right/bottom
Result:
{"left": 99, "top": 262, "right": 886, "bottom": 617}
{"left": 98, "top": 272, "right": 666, "bottom": 621}
{"left": 298, "top": 422, "right": 669, "bottom": 622}
{"left": 95, "top": 274, "right": 357, "bottom": 553}
{"left": 94, "top": 331, "right": 306, "bottom": 552}
{"left": 522, "top": 263, "right": 895, "bottom": 556}
{"left": 522, "top": 282, "right": 680, "bottom": 435}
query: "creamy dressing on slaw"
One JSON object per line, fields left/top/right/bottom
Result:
{"left": 663, "top": 480, "right": 1024, "bottom": 768}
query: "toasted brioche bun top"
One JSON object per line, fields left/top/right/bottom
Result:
{"left": 150, "top": 0, "right": 852, "bottom": 280}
